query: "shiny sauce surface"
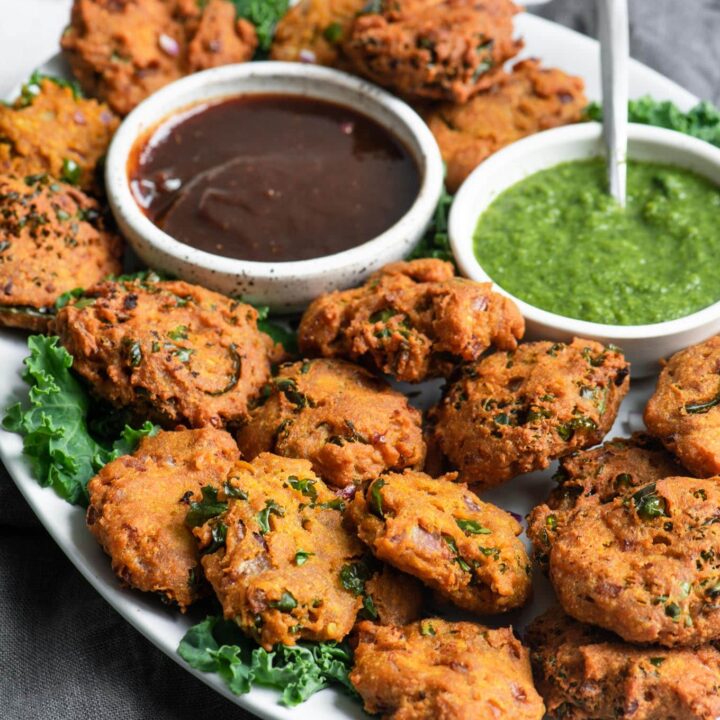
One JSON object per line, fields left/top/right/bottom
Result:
{"left": 130, "top": 94, "right": 420, "bottom": 262}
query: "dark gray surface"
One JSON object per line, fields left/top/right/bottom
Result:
{"left": 2, "top": 2, "right": 718, "bottom": 718}
{"left": 533, "top": 0, "right": 720, "bottom": 104}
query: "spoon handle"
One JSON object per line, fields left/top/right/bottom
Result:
{"left": 598, "top": 0, "right": 629, "bottom": 206}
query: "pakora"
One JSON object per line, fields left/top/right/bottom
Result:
{"left": 0, "top": 174, "right": 122, "bottom": 331}
{"left": 548, "top": 475, "right": 720, "bottom": 647}
{"left": 298, "top": 259, "right": 524, "bottom": 383}
{"left": 270, "top": 0, "right": 365, "bottom": 67}
{"left": 86, "top": 427, "right": 239, "bottom": 610}
{"left": 53, "top": 276, "right": 274, "bottom": 428}
{"left": 61, "top": 0, "right": 257, "bottom": 116}
{"left": 527, "top": 607, "right": 720, "bottom": 720}
{"left": 426, "top": 59, "right": 587, "bottom": 192}
{"left": 527, "top": 433, "right": 685, "bottom": 569}
{"left": 343, "top": 0, "right": 522, "bottom": 103}
{"left": 645, "top": 335, "right": 720, "bottom": 477}
{"left": 0, "top": 75, "right": 118, "bottom": 193}
{"left": 236, "top": 358, "right": 425, "bottom": 488}
{"left": 428, "top": 339, "right": 629, "bottom": 488}
{"left": 347, "top": 469, "right": 532, "bottom": 614}
{"left": 194, "top": 453, "right": 365, "bottom": 649}
{"left": 363, "top": 565, "right": 425, "bottom": 627}
{"left": 350, "top": 619, "right": 545, "bottom": 720}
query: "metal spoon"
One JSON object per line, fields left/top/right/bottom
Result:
{"left": 598, "top": 0, "right": 629, "bottom": 206}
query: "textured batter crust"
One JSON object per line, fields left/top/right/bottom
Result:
{"left": 428, "top": 338, "right": 630, "bottom": 488}
{"left": 237, "top": 358, "right": 425, "bottom": 488}
{"left": 346, "top": 469, "right": 532, "bottom": 614}
{"left": 363, "top": 565, "right": 425, "bottom": 627}
{"left": 343, "top": 0, "right": 522, "bottom": 103}
{"left": 426, "top": 59, "right": 587, "bottom": 192}
{"left": 350, "top": 619, "right": 545, "bottom": 720}
{"left": 196, "top": 453, "right": 366, "bottom": 649}
{"left": 548, "top": 475, "right": 720, "bottom": 647}
{"left": 0, "top": 174, "right": 122, "bottom": 331}
{"left": 527, "top": 434, "right": 685, "bottom": 569}
{"left": 645, "top": 335, "right": 720, "bottom": 477}
{"left": 86, "top": 428, "right": 239, "bottom": 610}
{"left": 61, "top": 0, "right": 257, "bottom": 116}
{"left": 0, "top": 77, "right": 118, "bottom": 193}
{"left": 527, "top": 607, "right": 720, "bottom": 720}
{"left": 298, "top": 259, "right": 524, "bottom": 383}
{"left": 270, "top": 0, "right": 365, "bottom": 67}
{"left": 53, "top": 277, "right": 274, "bottom": 428}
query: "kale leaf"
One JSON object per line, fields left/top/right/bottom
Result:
{"left": 587, "top": 96, "right": 720, "bottom": 148}
{"left": 3, "top": 335, "right": 156, "bottom": 506}
{"left": 178, "top": 615, "right": 356, "bottom": 706}
{"left": 409, "top": 184, "right": 453, "bottom": 262}
{"left": 231, "top": 0, "right": 290, "bottom": 52}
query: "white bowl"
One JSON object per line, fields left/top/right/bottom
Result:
{"left": 449, "top": 122, "right": 720, "bottom": 377}
{"left": 105, "top": 62, "right": 444, "bottom": 313}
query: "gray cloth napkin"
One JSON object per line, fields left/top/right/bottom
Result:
{"left": 2, "top": 2, "right": 718, "bottom": 718}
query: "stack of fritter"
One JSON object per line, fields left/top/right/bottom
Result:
{"left": 523, "top": 335, "right": 720, "bottom": 718}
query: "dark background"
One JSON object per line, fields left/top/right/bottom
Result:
{"left": 2, "top": 1, "right": 719, "bottom": 718}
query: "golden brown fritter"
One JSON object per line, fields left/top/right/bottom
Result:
{"left": 186, "top": 0, "right": 259, "bottom": 71}
{"left": 426, "top": 59, "right": 587, "bottom": 192}
{"left": 298, "top": 259, "right": 524, "bottom": 383}
{"left": 527, "top": 607, "right": 720, "bottom": 720}
{"left": 61, "top": 0, "right": 257, "bottom": 116}
{"left": 548, "top": 476, "right": 720, "bottom": 647}
{"left": 428, "top": 339, "right": 630, "bottom": 488}
{"left": 270, "top": 0, "right": 365, "bottom": 67}
{"left": 237, "top": 358, "right": 425, "bottom": 488}
{"left": 343, "top": 0, "right": 522, "bottom": 104}
{"left": 0, "top": 76, "right": 118, "bottom": 193}
{"left": 0, "top": 174, "right": 122, "bottom": 331}
{"left": 363, "top": 565, "right": 425, "bottom": 626}
{"left": 350, "top": 619, "right": 545, "bottom": 720}
{"left": 86, "top": 427, "right": 239, "bottom": 610}
{"left": 53, "top": 276, "right": 274, "bottom": 428}
{"left": 347, "top": 469, "right": 532, "bottom": 615}
{"left": 645, "top": 335, "right": 720, "bottom": 477}
{"left": 527, "top": 434, "right": 685, "bottom": 569}
{"left": 194, "top": 453, "right": 366, "bottom": 649}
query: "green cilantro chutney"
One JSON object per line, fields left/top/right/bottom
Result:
{"left": 473, "top": 158, "right": 720, "bottom": 325}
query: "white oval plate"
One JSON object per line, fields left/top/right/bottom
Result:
{"left": 0, "top": 13, "right": 699, "bottom": 720}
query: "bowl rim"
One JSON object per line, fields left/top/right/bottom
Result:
{"left": 105, "top": 61, "right": 444, "bottom": 281}
{"left": 448, "top": 121, "right": 720, "bottom": 341}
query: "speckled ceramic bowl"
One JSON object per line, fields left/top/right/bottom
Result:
{"left": 105, "top": 62, "right": 444, "bottom": 312}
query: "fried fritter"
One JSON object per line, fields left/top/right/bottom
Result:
{"left": 527, "top": 434, "right": 685, "bottom": 569}
{"left": 270, "top": 0, "right": 365, "bottom": 67}
{"left": 347, "top": 469, "right": 532, "bottom": 614}
{"left": 645, "top": 335, "right": 720, "bottom": 477}
{"left": 194, "top": 453, "right": 365, "bottom": 649}
{"left": 237, "top": 358, "right": 425, "bottom": 488}
{"left": 428, "top": 339, "right": 630, "bottom": 488}
{"left": 298, "top": 259, "right": 524, "bottom": 383}
{"left": 61, "top": 0, "right": 257, "bottom": 116}
{"left": 350, "top": 619, "right": 545, "bottom": 720}
{"left": 343, "top": 0, "right": 522, "bottom": 103}
{"left": 426, "top": 59, "right": 587, "bottom": 192}
{"left": 363, "top": 564, "right": 425, "bottom": 626}
{"left": 86, "top": 427, "right": 239, "bottom": 610}
{"left": 0, "top": 76, "right": 118, "bottom": 193}
{"left": 0, "top": 174, "right": 122, "bottom": 331}
{"left": 53, "top": 276, "right": 274, "bottom": 428}
{"left": 527, "top": 607, "right": 720, "bottom": 720}
{"left": 549, "top": 475, "right": 720, "bottom": 647}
